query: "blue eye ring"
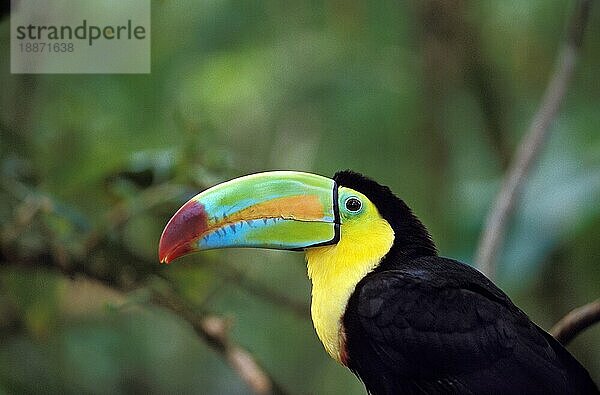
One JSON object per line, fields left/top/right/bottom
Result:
{"left": 344, "top": 196, "right": 362, "bottom": 213}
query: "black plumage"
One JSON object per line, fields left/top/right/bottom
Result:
{"left": 334, "top": 171, "right": 598, "bottom": 395}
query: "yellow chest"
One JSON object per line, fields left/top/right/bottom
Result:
{"left": 305, "top": 218, "right": 394, "bottom": 363}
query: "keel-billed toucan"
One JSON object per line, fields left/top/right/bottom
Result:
{"left": 159, "top": 170, "right": 598, "bottom": 394}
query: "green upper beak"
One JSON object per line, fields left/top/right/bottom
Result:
{"left": 158, "top": 171, "right": 340, "bottom": 264}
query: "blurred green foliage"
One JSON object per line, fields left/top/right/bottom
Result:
{"left": 1, "top": 1, "right": 599, "bottom": 394}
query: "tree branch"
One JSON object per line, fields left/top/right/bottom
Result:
{"left": 551, "top": 299, "right": 600, "bottom": 345}
{"left": 2, "top": 254, "right": 288, "bottom": 395}
{"left": 214, "top": 262, "right": 310, "bottom": 319}
{"left": 150, "top": 284, "right": 289, "bottom": 395}
{"left": 475, "top": 0, "right": 593, "bottom": 279}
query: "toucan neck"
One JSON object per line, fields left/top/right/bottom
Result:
{"left": 305, "top": 216, "right": 395, "bottom": 362}
{"left": 386, "top": 235, "right": 437, "bottom": 263}
{"left": 385, "top": 202, "right": 437, "bottom": 262}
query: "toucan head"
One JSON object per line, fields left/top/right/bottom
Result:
{"left": 159, "top": 170, "right": 436, "bottom": 264}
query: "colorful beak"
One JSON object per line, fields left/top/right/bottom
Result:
{"left": 158, "top": 171, "right": 340, "bottom": 264}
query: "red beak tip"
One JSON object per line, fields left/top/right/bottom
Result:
{"left": 158, "top": 242, "right": 170, "bottom": 264}
{"left": 158, "top": 242, "right": 194, "bottom": 265}
{"left": 158, "top": 199, "right": 207, "bottom": 266}
{"left": 159, "top": 256, "right": 170, "bottom": 265}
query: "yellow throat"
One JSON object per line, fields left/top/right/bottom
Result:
{"left": 305, "top": 208, "right": 394, "bottom": 363}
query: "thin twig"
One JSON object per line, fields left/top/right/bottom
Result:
{"left": 1, "top": 194, "right": 50, "bottom": 244}
{"left": 82, "top": 182, "right": 186, "bottom": 253}
{"left": 150, "top": 285, "right": 289, "bottom": 395}
{"left": 551, "top": 299, "right": 600, "bottom": 345}
{"left": 475, "top": 0, "right": 593, "bottom": 279}
{"left": 214, "top": 262, "right": 311, "bottom": 319}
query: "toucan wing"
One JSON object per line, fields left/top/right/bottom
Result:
{"left": 343, "top": 257, "right": 598, "bottom": 395}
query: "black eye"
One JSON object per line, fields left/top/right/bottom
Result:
{"left": 345, "top": 197, "right": 362, "bottom": 212}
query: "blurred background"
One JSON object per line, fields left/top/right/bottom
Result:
{"left": 1, "top": 1, "right": 599, "bottom": 393}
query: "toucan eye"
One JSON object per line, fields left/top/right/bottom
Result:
{"left": 345, "top": 197, "right": 362, "bottom": 212}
